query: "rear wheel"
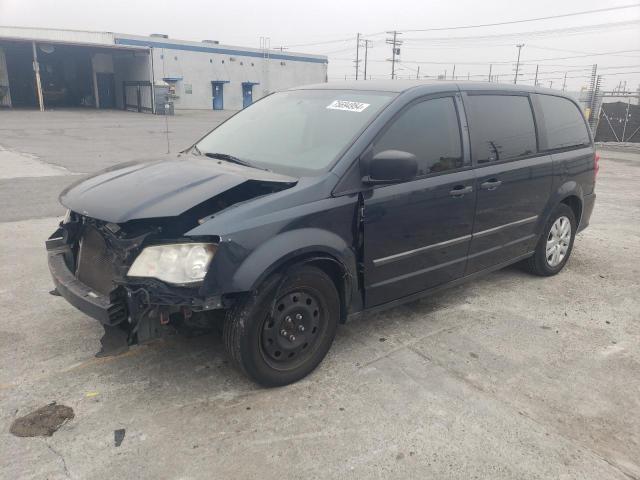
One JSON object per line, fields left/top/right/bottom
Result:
{"left": 524, "top": 203, "right": 577, "bottom": 276}
{"left": 223, "top": 265, "right": 339, "bottom": 387}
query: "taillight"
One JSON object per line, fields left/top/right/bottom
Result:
{"left": 594, "top": 152, "right": 600, "bottom": 181}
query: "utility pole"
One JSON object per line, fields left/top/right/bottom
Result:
{"left": 386, "top": 31, "right": 402, "bottom": 79}
{"left": 416, "top": 65, "right": 420, "bottom": 79}
{"left": 354, "top": 33, "right": 361, "bottom": 80}
{"left": 488, "top": 64, "right": 492, "bottom": 82}
{"left": 534, "top": 64, "right": 539, "bottom": 86}
{"left": 562, "top": 72, "right": 567, "bottom": 91}
{"left": 363, "top": 39, "right": 372, "bottom": 80}
{"left": 514, "top": 43, "right": 525, "bottom": 84}
{"left": 452, "top": 64, "right": 456, "bottom": 80}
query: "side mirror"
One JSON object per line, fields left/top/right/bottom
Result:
{"left": 363, "top": 150, "right": 418, "bottom": 184}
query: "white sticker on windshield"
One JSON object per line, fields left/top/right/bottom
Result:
{"left": 326, "top": 100, "right": 370, "bottom": 112}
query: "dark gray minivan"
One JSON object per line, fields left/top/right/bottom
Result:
{"left": 47, "top": 81, "right": 597, "bottom": 386}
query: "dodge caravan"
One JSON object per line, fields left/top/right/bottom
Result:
{"left": 47, "top": 81, "right": 597, "bottom": 386}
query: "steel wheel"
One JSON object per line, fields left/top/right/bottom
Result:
{"left": 260, "top": 289, "right": 327, "bottom": 371}
{"left": 545, "top": 215, "right": 571, "bottom": 267}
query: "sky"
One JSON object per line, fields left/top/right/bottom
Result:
{"left": 1, "top": 0, "right": 639, "bottom": 92}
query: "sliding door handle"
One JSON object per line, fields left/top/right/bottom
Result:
{"left": 480, "top": 179, "right": 502, "bottom": 190}
{"left": 449, "top": 185, "right": 473, "bottom": 197}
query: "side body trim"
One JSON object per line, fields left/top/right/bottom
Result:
{"left": 372, "top": 215, "right": 538, "bottom": 266}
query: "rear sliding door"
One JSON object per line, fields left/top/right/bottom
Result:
{"left": 462, "top": 92, "right": 553, "bottom": 273}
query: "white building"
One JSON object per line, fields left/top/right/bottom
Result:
{"left": 0, "top": 26, "right": 328, "bottom": 113}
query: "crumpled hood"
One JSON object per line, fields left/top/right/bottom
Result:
{"left": 60, "top": 155, "right": 296, "bottom": 223}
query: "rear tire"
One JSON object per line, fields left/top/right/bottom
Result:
{"left": 223, "top": 265, "right": 339, "bottom": 387}
{"left": 524, "top": 203, "right": 577, "bottom": 276}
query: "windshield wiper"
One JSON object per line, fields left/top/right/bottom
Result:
{"left": 203, "top": 152, "right": 269, "bottom": 171}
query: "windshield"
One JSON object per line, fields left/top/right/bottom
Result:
{"left": 195, "top": 89, "right": 396, "bottom": 176}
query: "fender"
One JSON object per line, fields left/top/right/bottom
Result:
{"left": 231, "top": 228, "right": 357, "bottom": 294}
{"left": 537, "top": 180, "right": 584, "bottom": 236}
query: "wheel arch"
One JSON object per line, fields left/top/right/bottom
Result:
{"left": 539, "top": 180, "right": 585, "bottom": 234}
{"left": 229, "top": 228, "right": 358, "bottom": 323}
{"left": 560, "top": 195, "right": 583, "bottom": 227}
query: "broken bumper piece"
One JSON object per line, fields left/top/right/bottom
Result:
{"left": 47, "top": 248, "right": 127, "bottom": 327}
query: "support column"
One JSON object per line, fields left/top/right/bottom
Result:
{"left": 31, "top": 41, "right": 44, "bottom": 112}
{"left": 91, "top": 54, "right": 100, "bottom": 109}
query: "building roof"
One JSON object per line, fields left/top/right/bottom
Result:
{"left": 0, "top": 26, "right": 327, "bottom": 64}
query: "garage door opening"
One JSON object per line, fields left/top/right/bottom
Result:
{"left": 2, "top": 41, "right": 37, "bottom": 108}
{"left": 0, "top": 40, "right": 151, "bottom": 112}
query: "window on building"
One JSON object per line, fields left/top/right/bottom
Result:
{"left": 535, "top": 94, "right": 590, "bottom": 150}
{"left": 373, "top": 97, "right": 465, "bottom": 176}
{"left": 465, "top": 95, "right": 537, "bottom": 163}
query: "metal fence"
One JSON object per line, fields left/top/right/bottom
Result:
{"left": 594, "top": 101, "right": 640, "bottom": 143}
{"left": 123, "top": 81, "right": 153, "bottom": 113}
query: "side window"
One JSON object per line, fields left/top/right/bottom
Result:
{"left": 373, "top": 97, "right": 464, "bottom": 176}
{"left": 465, "top": 95, "right": 537, "bottom": 164}
{"left": 536, "top": 94, "right": 590, "bottom": 150}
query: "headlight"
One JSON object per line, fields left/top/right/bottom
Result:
{"left": 127, "top": 243, "right": 217, "bottom": 285}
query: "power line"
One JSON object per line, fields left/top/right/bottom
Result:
{"left": 402, "top": 19, "right": 640, "bottom": 43}
{"left": 282, "top": 36, "right": 355, "bottom": 48}
{"left": 397, "top": 4, "right": 640, "bottom": 32}
{"left": 363, "top": 49, "right": 640, "bottom": 66}
{"left": 280, "top": 4, "right": 640, "bottom": 49}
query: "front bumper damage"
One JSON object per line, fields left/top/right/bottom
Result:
{"left": 46, "top": 220, "right": 226, "bottom": 355}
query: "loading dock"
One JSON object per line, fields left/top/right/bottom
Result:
{"left": 0, "top": 29, "right": 151, "bottom": 112}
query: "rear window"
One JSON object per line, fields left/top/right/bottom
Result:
{"left": 535, "top": 94, "right": 591, "bottom": 150}
{"left": 465, "top": 94, "right": 537, "bottom": 164}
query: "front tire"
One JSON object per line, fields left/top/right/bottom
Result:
{"left": 223, "top": 265, "right": 339, "bottom": 387}
{"left": 524, "top": 203, "right": 577, "bottom": 276}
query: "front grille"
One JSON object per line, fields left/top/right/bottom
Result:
{"left": 76, "top": 226, "right": 117, "bottom": 295}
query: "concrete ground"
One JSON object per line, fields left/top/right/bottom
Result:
{"left": 0, "top": 109, "right": 638, "bottom": 480}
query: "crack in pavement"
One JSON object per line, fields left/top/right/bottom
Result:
{"left": 44, "top": 441, "right": 71, "bottom": 479}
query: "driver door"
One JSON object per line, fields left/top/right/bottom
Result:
{"left": 363, "top": 95, "right": 476, "bottom": 307}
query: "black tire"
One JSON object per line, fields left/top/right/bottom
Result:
{"left": 223, "top": 265, "right": 339, "bottom": 387}
{"left": 524, "top": 203, "right": 577, "bottom": 276}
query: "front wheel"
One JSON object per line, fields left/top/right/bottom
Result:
{"left": 524, "top": 203, "right": 577, "bottom": 276}
{"left": 223, "top": 265, "right": 339, "bottom": 387}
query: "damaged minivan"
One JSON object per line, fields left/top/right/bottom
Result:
{"left": 47, "top": 81, "right": 596, "bottom": 386}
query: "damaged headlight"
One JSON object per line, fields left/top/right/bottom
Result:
{"left": 127, "top": 243, "right": 217, "bottom": 285}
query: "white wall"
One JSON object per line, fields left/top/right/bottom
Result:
{"left": 0, "top": 47, "right": 11, "bottom": 107}
{"left": 150, "top": 46, "right": 327, "bottom": 110}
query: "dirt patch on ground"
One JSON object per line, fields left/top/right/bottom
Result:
{"left": 10, "top": 403, "right": 74, "bottom": 437}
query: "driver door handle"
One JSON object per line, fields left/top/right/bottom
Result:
{"left": 449, "top": 185, "right": 473, "bottom": 197}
